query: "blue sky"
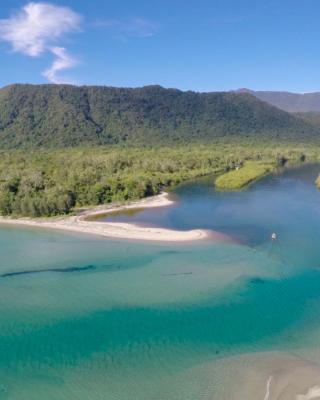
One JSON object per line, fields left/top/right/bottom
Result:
{"left": 0, "top": 0, "right": 319, "bottom": 92}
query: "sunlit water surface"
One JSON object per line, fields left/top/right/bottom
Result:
{"left": 1, "top": 164, "right": 320, "bottom": 399}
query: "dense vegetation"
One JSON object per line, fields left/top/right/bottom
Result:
{"left": 0, "top": 84, "right": 319, "bottom": 217}
{"left": 0, "top": 144, "right": 317, "bottom": 217}
{"left": 295, "top": 111, "right": 320, "bottom": 129}
{"left": 0, "top": 84, "right": 316, "bottom": 148}
{"left": 215, "top": 161, "right": 275, "bottom": 190}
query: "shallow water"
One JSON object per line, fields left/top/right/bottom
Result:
{"left": 1, "top": 164, "right": 320, "bottom": 399}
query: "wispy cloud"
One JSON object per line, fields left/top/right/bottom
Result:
{"left": 43, "top": 46, "right": 78, "bottom": 84}
{"left": 0, "top": 2, "right": 81, "bottom": 83}
{"left": 96, "top": 17, "right": 158, "bottom": 40}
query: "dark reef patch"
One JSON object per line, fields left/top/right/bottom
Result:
{"left": 249, "top": 277, "right": 266, "bottom": 285}
{"left": 0, "top": 265, "right": 96, "bottom": 278}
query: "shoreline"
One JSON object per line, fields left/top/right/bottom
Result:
{"left": 0, "top": 193, "right": 230, "bottom": 243}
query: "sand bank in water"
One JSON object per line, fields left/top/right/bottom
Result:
{"left": 182, "top": 351, "right": 320, "bottom": 400}
{"left": 0, "top": 193, "right": 230, "bottom": 243}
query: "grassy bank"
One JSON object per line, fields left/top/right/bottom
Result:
{"left": 0, "top": 142, "right": 318, "bottom": 217}
{"left": 215, "top": 161, "right": 276, "bottom": 190}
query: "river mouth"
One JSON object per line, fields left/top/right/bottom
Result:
{"left": 0, "top": 163, "right": 320, "bottom": 399}
{"left": 98, "top": 163, "right": 320, "bottom": 247}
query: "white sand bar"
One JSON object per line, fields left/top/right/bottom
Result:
{"left": 0, "top": 193, "right": 230, "bottom": 243}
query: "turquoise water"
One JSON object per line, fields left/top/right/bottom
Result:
{"left": 1, "top": 164, "right": 320, "bottom": 399}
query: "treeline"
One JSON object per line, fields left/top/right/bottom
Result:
{"left": 0, "top": 143, "right": 316, "bottom": 218}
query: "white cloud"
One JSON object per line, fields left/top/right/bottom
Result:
{"left": 0, "top": 2, "right": 81, "bottom": 83}
{"left": 43, "top": 46, "right": 78, "bottom": 84}
{"left": 96, "top": 17, "right": 158, "bottom": 40}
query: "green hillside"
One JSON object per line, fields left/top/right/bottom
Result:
{"left": 0, "top": 84, "right": 316, "bottom": 148}
{"left": 294, "top": 111, "right": 320, "bottom": 128}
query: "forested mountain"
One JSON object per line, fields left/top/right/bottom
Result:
{"left": 0, "top": 84, "right": 317, "bottom": 217}
{"left": 0, "top": 84, "right": 316, "bottom": 148}
{"left": 237, "top": 88, "right": 320, "bottom": 113}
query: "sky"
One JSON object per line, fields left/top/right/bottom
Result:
{"left": 0, "top": 0, "right": 320, "bottom": 92}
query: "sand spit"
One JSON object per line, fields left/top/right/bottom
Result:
{"left": 0, "top": 193, "right": 228, "bottom": 243}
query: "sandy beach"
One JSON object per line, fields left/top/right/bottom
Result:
{"left": 229, "top": 351, "right": 320, "bottom": 400}
{"left": 184, "top": 351, "right": 320, "bottom": 400}
{"left": 0, "top": 193, "right": 229, "bottom": 243}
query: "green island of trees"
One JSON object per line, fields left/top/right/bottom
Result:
{"left": 315, "top": 174, "right": 320, "bottom": 189}
{"left": 215, "top": 161, "right": 275, "bottom": 190}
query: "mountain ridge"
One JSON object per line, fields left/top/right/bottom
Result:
{"left": 236, "top": 88, "right": 320, "bottom": 113}
{"left": 0, "top": 83, "right": 317, "bottom": 148}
